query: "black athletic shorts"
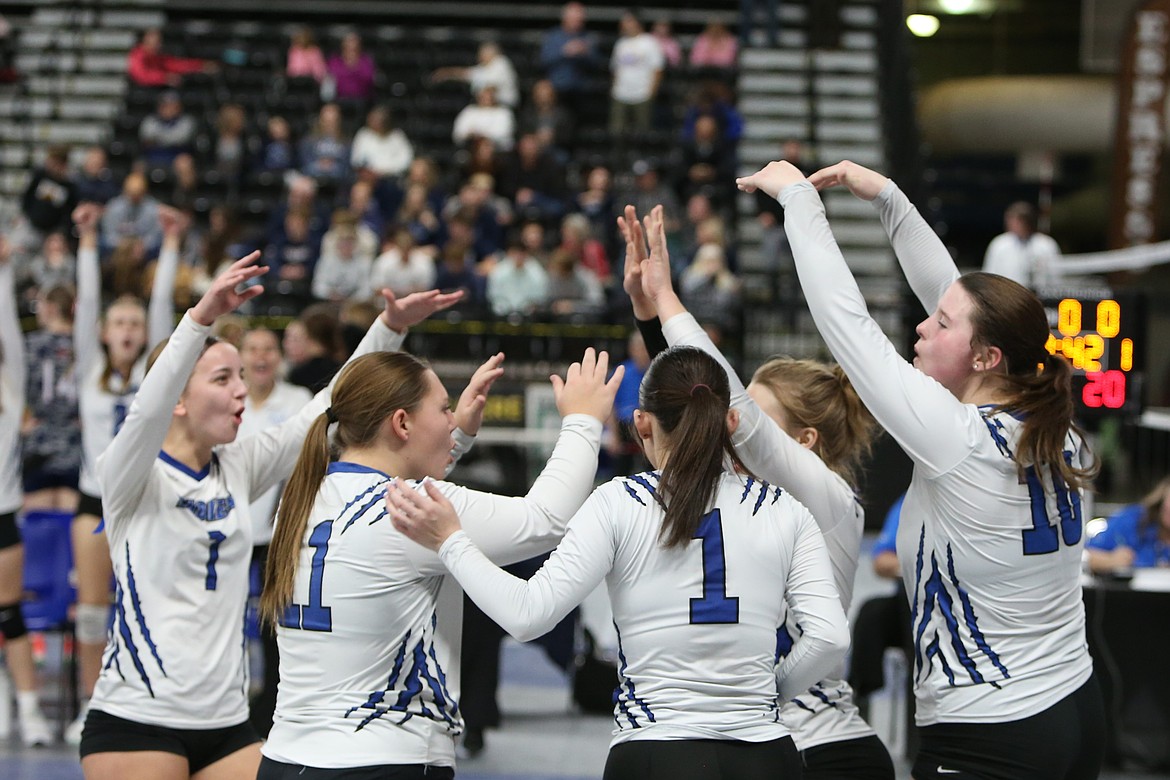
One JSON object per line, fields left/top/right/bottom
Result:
{"left": 802, "top": 734, "right": 895, "bottom": 780}
{"left": 258, "top": 757, "right": 455, "bottom": 779}
{"left": 79, "top": 708, "right": 260, "bottom": 773}
{"left": 913, "top": 675, "right": 1105, "bottom": 780}
{"left": 0, "top": 511, "right": 19, "bottom": 549}
{"left": 603, "top": 736, "right": 801, "bottom": 780}
{"left": 76, "top": 491, "right": 104, "bottom": 521}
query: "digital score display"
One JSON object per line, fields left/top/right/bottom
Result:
{"left": 1041, "top": 292, "right": 1145, "bottom": 416}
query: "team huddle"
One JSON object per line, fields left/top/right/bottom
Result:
{"left": 0, "top": 160, "right": 1105, "bottom": 780}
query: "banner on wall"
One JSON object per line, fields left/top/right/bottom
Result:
{"left": 1109, "top": 0, "right": 1170, "bottom": 249}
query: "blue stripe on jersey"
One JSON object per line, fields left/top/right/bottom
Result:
{"left": 811, "top": 688, "right": 839, "bottom": 710}
{"left": 621, "top": 481, "right": 646, "bottom": 506}
{"left": 366, "top": 508, "right": 388, "bottom": 527}
{"left": 614, "top": 630, "right": 655, "bottom": 727}
{"left": 629, "top": 473, "right": 657, "bottom": 497}
{"left": 752, "top": 480, "right": 769, "bottom": 516}
{"left": 925, "top": 556, "right": 984, "bottom": 684}
{"left": 982, "top": 416, "right": 1013, "bottom": 459}
{"left": 346, "top": 631, "right": 410, "bottom": 720}
{"left": 158, "top": 450, "right": 211, "bottom": 481}
{"left": 327, "top": 461, "right": 394, "bottom": 479}
{"left": 337, "top": 480, "right": 391, "bottom": 535}
{"left": 427, "top": 623, "right": 459, "bottom": 720}
{"left": 416, "top": 642, "right": 457, "bottom": 728}
{"left": 945, "top": 544, "right": 1010, "bottom": 680}
{"left": 739, "top": 476, "right": 755, "bottom": 504}
{"left": 792, "top": 698, "right": 816, "bottom": 713}
{"left": 125, "top": 544, "right": 166, "bottom": 676}
{"left": 775, "top": 624, "right": 794, "bottom": 661}
{"left": 772, "top": 485, "right": 784, "bottom": 504}
{"left": 910, "top": 526, "right": 927, "bottom": 675}
{"left": 113, "top": 579, "right": 154, "bottom": 697}
{"left": 103, "top": 630, "right": 125, "bottom": 680}
{"left": 924, "top": 633, "right": 955, "bottom": 685}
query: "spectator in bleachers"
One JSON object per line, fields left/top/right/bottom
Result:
{"left": 574, "top": 165, "right": 617, "bottom": 255}
{"left": 651, "top": 19, "right": 683, "bottom": 68}
{"left": 434, "top": 224, "right": 484, "bottom": 304}
{"left": 519, "top": 219, "right": 551, "bottom": 266}
{"left": 432, "top": 41, "right": 519, "bottom": 109}
{"left": 540, "top": 2, "right": 601, "bottom": 106}
{"left": 452, "top": 85, "right": 515, "bottom": 152}
{"left": 168, "top": 152, "right": 200, "bottom": 211}
{"left": 679, "top": 242, "right": 741, "bottom": 336}
{"left": 518, "top": 79, "right": 573, "bottom": 160}
{"left": 266, "top": 174, "right": 330, "bottom": 250}
{"left": 72, "top": 145, "right": 120, "bottom": 205}
{"left": 558, "top": 212, "right": 610, "bottom": 286}
{"left": 138, "top": 90, "right": 196, "bottom": 168}
{"left": 609, "top": 11, "right": 664, "bottom": 136}
{"left": 676, "top": 114, "right": 736, "bottom": 207}
{"left": 460, "top": 137, "right": 505, "bottom": 183}
{"left": 487, "top": 231, "right": 549, "bottom": 316}
{"left": 347, "top": 179, "right": 385, "bottom": 239}
{"left": 545, "top": 246, "right": 605, "bottom": 317}
{"left": 214, "top": 103, "right": 249, "bottom": 186}
{"left": 126, "top": 27, "right": 215, "bottom": 88}
{"left": 350, "top": 105, "right": 415, "bottom": 181}
{"left": 106, "top": 235, "right": 151, "bottom": 299}
{"left": 264, "top": 208, "right": 321, "bottom": 302}
{"left": 405, "top": 156, "right": 447, "bottom": 213}
{"left": 370, "top": 226, "right": 437, "bottom": 298}
{"left": 14, "top": 145, "right": 78, "bottom": 262}
{"left": 681, "top": 82, "right": 743, "bottom": 145}
{"left": 326, "top": 32, "right": 376, "bottom": 103}
{"left": 286, "top": 26, "right": 328, "bottom": 83}
{"left": 442, "top": 177, "right": 507, "bottom": 262}
{"left": 299, "top": 103, "right": 352, "bottom": 185}
{"left": 100, "top": 171, "right": 162, "bottom": 257}
{"left": 22, "top": 283, "right": 80, "bottom": 511}
{"left": 690, "top": 21, "right": 738, "bottom": 68}
{"left": 258, "top": 115, "right": 296, "bottom": 174}
{"left": 396, "top": 183, "right": 446, "bottom": 249}
{"left": 499, "top": 133, "right": 567, "bottom": 224}
{"left": 19, "top": 231, "right": 75, "bottom": 304}
{"left": 312, "top": 210, "right": 378, "bottom": 302}
{"left": 982, "top": 201, "right": 1062, "bottom": 290}
{"left": 282, "top": 304, "right": 345, "bottom": 392}
{"left": 620, "top": 158, "right": 680, "bottom": 233}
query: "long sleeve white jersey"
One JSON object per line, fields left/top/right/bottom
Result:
{"left": 90, "top": 312, "right": 405, "bottom": 729}
{"left": 239, "top": 381, "right": 313, "bottom": 544}
{"left": 437, "top": 471, "right": 850, "bottom": 746}
{"left": 780, "top": 180, "right": 1093, "bottom": 726}
{"left": 662, "top": 312, "right": 874, "bottom": 749}
{"left": 262, "top": 415, "right": 603, "bottom": 769}
{"left": 74, "top": 243, "right": 175, "bottom": 499}
{"left": 0, "top": 260, "right": 24, "bottom": 514}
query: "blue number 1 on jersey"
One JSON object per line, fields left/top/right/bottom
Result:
{"left": 1021, "top": 452, "right": 1083, "bottom": 555}
{"left": 690, "top": 509, "right": 739, "bottom": 624}
{"left": 279, "top": 519, "right": 334, "bottom": 631}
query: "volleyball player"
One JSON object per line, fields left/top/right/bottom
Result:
{"left": 66, "top": 202, "right": 179, "bottom": 745}
{"left": 618, "top": 204, "right": 893, "bottom": 778}
{"left": 736, "top": 159, "right": 1104, "bottom": 780}
{"left": 0, "top": 238, "right": 55, "bottom": 745}
{"left": 78, "top": 248, "right": 460, "bottom": 780}
{"left": 389, "top": 345, "right": 850, "bottom": 780}
{"left": 258, "top": 347, "right": 618, "bottom": 779}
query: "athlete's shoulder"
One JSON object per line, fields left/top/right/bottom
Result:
{"left": 605, "top": 470, "right": 661, "bottom": 508}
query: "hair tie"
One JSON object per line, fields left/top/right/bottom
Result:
{"left": 690, "top": 383, "right": 711, "bottom": 396}
{"left": 325, "top": 406, "right": 338, "bottom": 423}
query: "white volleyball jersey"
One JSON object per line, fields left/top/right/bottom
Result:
{"left": 240, "top": 382, "right": 312, "bottom": 544}
{"left": 91, "top": 312, "right": 404, "bottom": 728}
{"left": 263, "top": 414, "right": 602, "bottom": 769}
{"left": 663, "top": 312, "right": 875, "bottom": 750}
{"left": 0, "top": 261, "right": 24, "bottom": 515}
{"left": 75, "top": 244, "right": 175, "bottom": 498}
{"left": 437, "top": 472, "right": 850, "bottom": 746}
{"left": 781, "top": 180, "right": 1094, "bottom": 725}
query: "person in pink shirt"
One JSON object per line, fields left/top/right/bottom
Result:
{"left": 287, "top": 27, "right": 327, "bottom": 82}
{"left": 689, "top": 21, "right": 738, "bottom": 68}
{"left": 127, "top": 28, "right": 214, "bottom": 88}
{"left": 651, "top": 19, "right": 682, "bottom": 68}
{"left": 327, "top": 32, "right": 376, "bottom": 102}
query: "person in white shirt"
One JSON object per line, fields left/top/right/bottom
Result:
{"left": 486, "top": 235, "right": 549, "bottom": 316}
{"left": 258, "top": 348, "right": 620, "bottom": 778}
{"left": 370, "top": 226, "right": 437, "bottom": 299}
{"left": 65, "top": 203, "right": 178, "bottom": 747}
{"left": 311, "top": 215, "right": 377, "bottom": 302}
{"left": 350, "top": 106, "right": 415, "bottom": 180}
{"left": 737, "top": 159, "right": 1105, "bottom": 780}
{"left": 452, "top": 85, "right": 515, "bottom": 152}
{"left": 981, "top": 201, "right": 1061, "bottom": 290}
{"left": 609, "top": 11, "right": 664, "bottom": 135}
{"left": 77, "top": 244, "right": 461, "bottom": 780}
{"left": 0, "top": 237, "right": 55, "bottom": 747}
{"left": 432, "top": 41, "right": 519, "bottom": 109}
{"left": 390, "top": 343, "right": 849, "bottom": 780}
{"left": 619, "top": 204, "right": 894, "bottom": 778}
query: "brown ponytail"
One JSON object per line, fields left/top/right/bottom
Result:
{"left": 640, "top": 346, "right": 754, "bottom": 549}
{"left": 959, "top": 272, "right": 1098, "bottom": 491}
{"left": 261, "top": 351, "right": 431, "bottom": 626}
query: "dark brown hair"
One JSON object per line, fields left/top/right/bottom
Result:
{"left": 958, "top": 272, "right": 1097, "bottom": 491}
{"left": 99, "top": 294, "right": 148, "bottom": 394}
{"left": 261, "top": 352, "right": 431, "bottom": 625}
{"left": 640, "top": 346, "right": 754, "bottom": 549}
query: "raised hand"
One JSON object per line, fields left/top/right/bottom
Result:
{"left": 377, "top": 287, "right": 464, "bottom": 333}
{"left": 189, "top": 251, "right": 267, "bottom": 326}
{"left": 387, "top": 479, "right": 462, "bottom": 552}
{"left": 807, "top": 160, "right": 890, "bottom": 202}
{"left": 640, "top": 205, "right": 675, "bottom": 303}
{"left": 157, "top": 204, "right": 190, "bottom": 239}
{"left": 551, "top": 347, "right": 625, "bottom": 422}
{"left": 71, "top": 203, "right": 103, "bottom": 237}
{"left": 735, "top": 160, "right": 808, "bottom": 200}
{"left": 617, "top": 204, "right": 655, "bottom": 320}
{"left": 454, "top": 352, "right": 506, "bottom": 435}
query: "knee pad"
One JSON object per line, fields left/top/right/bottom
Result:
{"left": 75, "top": 603, "right": 112, "bottom": 645}
{"left": 0, "top": 601, "right": 28, "bottom": 641}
